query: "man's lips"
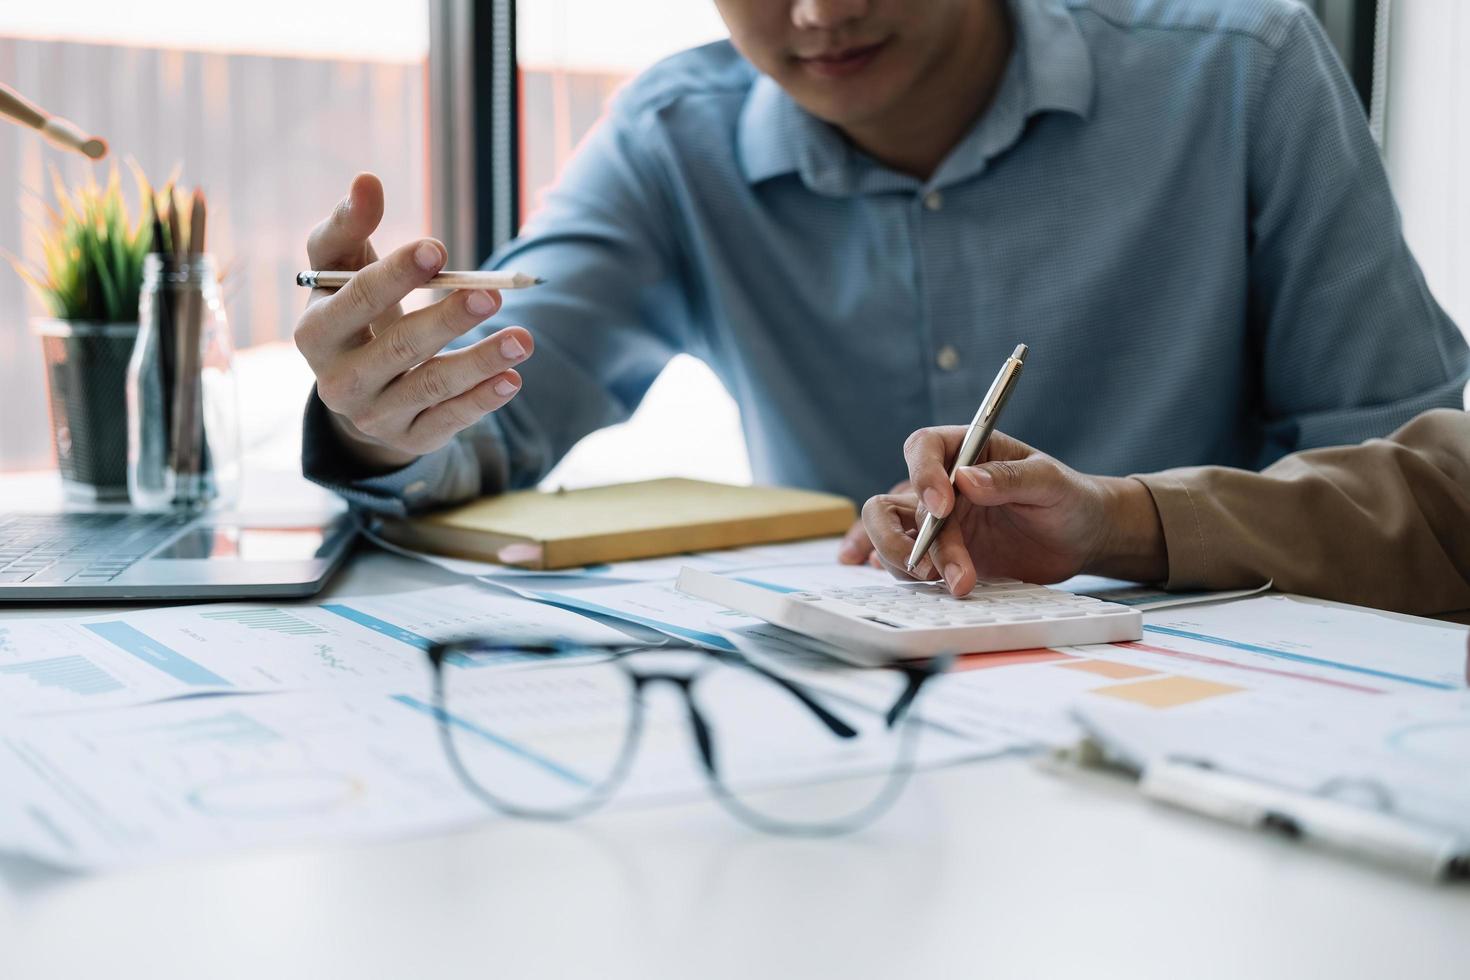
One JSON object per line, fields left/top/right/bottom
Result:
{"left": 795, "top": 39, "right": 890, "bottom": 78}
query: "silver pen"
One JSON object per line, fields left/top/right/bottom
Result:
{"left": 905, "top": 343, "right": 1028, "bottom": 574}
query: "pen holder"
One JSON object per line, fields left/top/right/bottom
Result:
{"left": 127, "top": 253, "right": 241, "bottom": 510}
{"left": 32, "top": 318, "right": 137, "bottom": 502}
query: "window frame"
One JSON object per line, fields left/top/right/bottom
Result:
{"left": 429, "top": 0, "right": 520, "bottom": 267}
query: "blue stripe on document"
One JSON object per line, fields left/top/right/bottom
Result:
{"left": 529, "top": 592, "right": 736, "bottom": 651}
{"left": 390, "top": 694, "right": 591, "bottom": 787}
{"left": 1141, "top": 625, "right": 1453, "bottom": 691}
{"left": 320, "top": 604, "right": 433, "bottom": 650}
{"left": 732, "top": 576, "right": 799, "bottom": 594}
{"left": 84, "top": 621, "right": 231, "bottom": 686}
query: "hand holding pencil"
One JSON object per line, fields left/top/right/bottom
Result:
{"left": 293, "top": 172, "right": 535, "bottom": 472}
{"left": 296, "top": 269, "right": 544, "bottom": 291}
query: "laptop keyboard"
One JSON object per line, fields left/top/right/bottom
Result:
{"left": 0, "top": 513, "right": 194, "bottom": 585}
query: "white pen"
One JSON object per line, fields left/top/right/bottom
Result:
{"left": 1066, "top": 711, "right": 1469, "bottom": 882}
{"left": 1141, "top": 758, "right": 1468, "bottom": 881}
{"left": 906, "top": 343, "right": 1028, "bottom": 574}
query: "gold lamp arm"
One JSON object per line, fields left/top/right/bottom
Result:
{"left": 0, "top": 81, "right": 107, "bottom": 159}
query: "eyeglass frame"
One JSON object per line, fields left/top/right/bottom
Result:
{"left": 421, "top": 636, "right": 951, "bottom": 836}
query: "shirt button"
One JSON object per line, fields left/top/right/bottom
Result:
{"left": 404, "top": 480, "right": 428, "bottom": 497}
{"left": 936, "top": 345, "right": 960, "bottom": 371}
{"left": 923, "top": 191, "right": 944, "bottom": 212}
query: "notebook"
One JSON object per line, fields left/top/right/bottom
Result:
{"left": 374, "top": 478, "right": 856, "bottom": 570}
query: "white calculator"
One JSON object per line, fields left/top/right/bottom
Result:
{"left": 675, "top": 567, "right": 1143, "bottom": 667}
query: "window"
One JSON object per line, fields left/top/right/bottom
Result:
{"left": 516, "top": 0, "right": 752, "bottom": 489}
{"left": 1303, "top": 0, "right": 1381, "bottom": 110}
{"left": 1383, "top": 0, "right": 1470, "bottom": 363}
{"left": 0, "top": 2, "right": 432, "bottom": 471}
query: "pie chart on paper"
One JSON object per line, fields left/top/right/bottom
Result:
{"left": 1385, "top": 721, "right": 1470, "bottom": 767}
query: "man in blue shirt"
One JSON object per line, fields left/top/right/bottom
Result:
{"left": 295, "top": 0, "right": 1468, "bottom": 540}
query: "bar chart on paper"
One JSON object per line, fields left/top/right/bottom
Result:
{"left": 0, "top": 620, "right": 200, "bottom": 713}
{"left": 198, "top": 608, "right": 330, "bottom": 636}
{"left": 0, "top": 654, "right": 126, "bottom": 697}
{"left": 0, "top": 585, "right": 644, "bottom": 716}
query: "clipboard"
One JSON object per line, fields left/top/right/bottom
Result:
{"left": 1057, "top": 710, "right": 1470, "bottom": 882}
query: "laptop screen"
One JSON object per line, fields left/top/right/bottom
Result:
{"left": 151, "top": 526, "right": 332, "bottom": 562}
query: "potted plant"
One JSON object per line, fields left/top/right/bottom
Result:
{"left": 10, "top": 166, "right": 151, "bottom": 501}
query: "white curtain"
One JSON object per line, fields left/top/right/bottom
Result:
{"left": 1382, "top": 0, "right": 1470, "bottom": 360}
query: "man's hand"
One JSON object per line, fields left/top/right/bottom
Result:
{"left": 862, "top": 428, "right": 1169, "bottom": 595}
{"left": 838, "top": 479, "right": 910, "bottom": 565}
{"left": 294, "top": 173, "right": 534, "bottom": 472}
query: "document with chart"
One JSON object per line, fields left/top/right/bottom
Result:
{"left": 0, "top": 585, "right": 633, "bottom": 715}
{"left": 750, "top": 595, "right": 1470, "bottom": 751}
{"left": 0, "top": 678, "right": 1001, "bottom": 870}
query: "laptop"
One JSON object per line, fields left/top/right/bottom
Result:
{"left": 0, "top": 506, "right": 357, "bottom": 602}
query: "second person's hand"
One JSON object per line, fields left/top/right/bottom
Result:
{"left": 862, "top": 428, "right": 1170, "bottom": 595}
{"left": 294, "top": 172, "right": 535, "bottom": 472}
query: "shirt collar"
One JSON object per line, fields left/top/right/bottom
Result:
{"left": 736, "top": 0, "right": 1094, "bottom": 193}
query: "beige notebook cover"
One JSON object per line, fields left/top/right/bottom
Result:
{"left": 376, "top": 478, "right": 857, "bottom": 569}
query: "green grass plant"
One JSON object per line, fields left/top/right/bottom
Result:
{"left": 9, "top": 163, "right": 172, "bottom": 323}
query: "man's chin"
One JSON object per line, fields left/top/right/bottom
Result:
{"left": 783, "top": 85, "right": 897, "bottom": 131}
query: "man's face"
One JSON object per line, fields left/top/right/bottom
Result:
{"left": 714, "top": 0, "right": 980, "bottom": 130}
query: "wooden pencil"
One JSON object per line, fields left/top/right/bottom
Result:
{"left": 296, "top": 270, "right": 545, "bottom": 291}
{"left": 171, "top": 190, "right": 208, "bottom": 480}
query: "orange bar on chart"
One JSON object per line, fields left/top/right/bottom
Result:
{"left": 1056, "top": 659, "right": 1159, "bottom": 680}
{"left": 1092, "top": 675, "right": 1244, "bottom": 708}
{"left": 952, "top": 648, "right": 1079, "bottom": 671}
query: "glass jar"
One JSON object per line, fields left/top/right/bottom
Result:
{"left": 128, "top": 254, "right": 241, "bottom": 510}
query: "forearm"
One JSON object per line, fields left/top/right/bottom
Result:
{"left": 1132, "top": 411, "right": 1470, "bottom": 616}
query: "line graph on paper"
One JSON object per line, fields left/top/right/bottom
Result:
{"left": 308, "top": 644, "right": 362, "bottom": 676}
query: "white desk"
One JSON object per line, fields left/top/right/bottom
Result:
{"left": 1, "top": 515, "right": 1468, "bottom": 979}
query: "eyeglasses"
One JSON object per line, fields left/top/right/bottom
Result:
{"left": 421, "top": 636, "right": 949, "bottom": 836}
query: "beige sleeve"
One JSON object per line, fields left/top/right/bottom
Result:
{"left": 1133, "top": 409, "right": 1470, "bottom": 618}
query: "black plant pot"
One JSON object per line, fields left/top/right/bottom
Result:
{"left": 32, "top": 319, "right": 138, "bottom": 502}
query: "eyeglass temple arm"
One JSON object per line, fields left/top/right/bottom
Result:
{"left": 742, "top": 664, "right": 860, "bottom": 738}
{"left": 885, "top": 655, "right": 952, "bottom": 728}
{"left": 426, "top": 638, "right": 681, "bottom": 667}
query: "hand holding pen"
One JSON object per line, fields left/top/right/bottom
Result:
{"left": 293, "top": 173, "right": 538, "bottom": 473}
{"left": 863, "top": 346, "right": 1170, "bottom": 595}
{"left": 905, "top": 344, "right": 1028, "bottom": 574}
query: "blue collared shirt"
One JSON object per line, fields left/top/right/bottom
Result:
{"left": 307, "top": 0, "right": 1468, "bottom": 514}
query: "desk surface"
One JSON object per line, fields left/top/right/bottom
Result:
{"left": 1, "top": 543, "right": 1468, "bottom": 980}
